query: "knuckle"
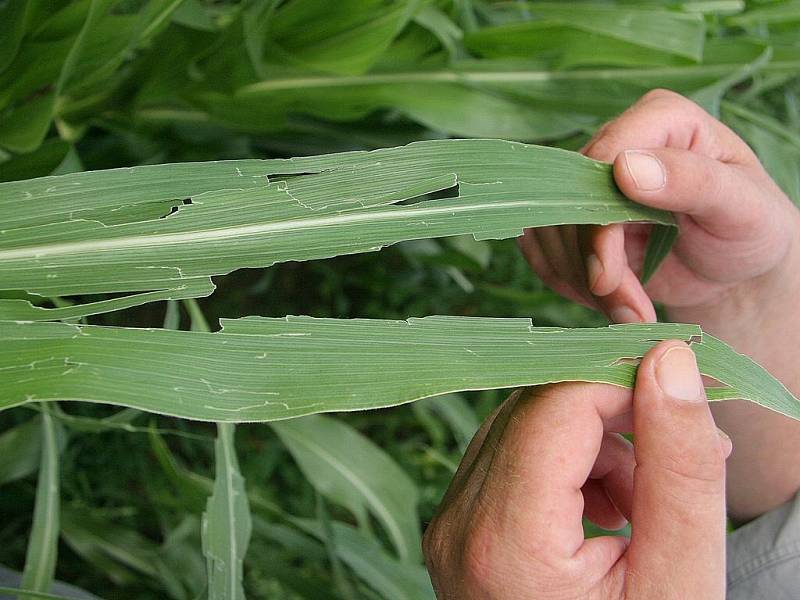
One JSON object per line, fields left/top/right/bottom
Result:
{"left": 639, "top": 87, "right": 685, "bottom": 106}
{"left": 422, "top": 514, "right": 450, "bottom": 567}
{"left": 460, "top": 522, "right": 499, "bottom": 586}
{"left": 652, "top": 446, "right": 726, "bottom": 491}
{"left": 584, "top": 130, "right": 625, "bottom": 161}
{"left": 691, "top": 161, "right": 726, "bottom": 206}
{"left": 624, "top": 565, "right": 682, "bottom": 598}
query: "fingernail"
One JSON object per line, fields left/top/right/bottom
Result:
{"left": 624, "top": 150, "right": 666, "bottom": 191}
{"left": 586, "top": 254, "right": 603, "bottom": 293}
{"left": 656, "top": 345, "right": 704, "bottom": 402}
{"left": 610, "top": 306, "right": 640, "bottom": 323}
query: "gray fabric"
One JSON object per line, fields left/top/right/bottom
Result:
{"left": 0, "top": 564, "right": 101, "bottom": 599}
{"left": 727, "top": 493, "right": 800, "bottom": 599}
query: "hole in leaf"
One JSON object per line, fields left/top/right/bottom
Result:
{"left": 160, "top": 198, "right": 194, "bottom": 219}
{"left": 396, "top": 183, "right": 460, "bottom": 206}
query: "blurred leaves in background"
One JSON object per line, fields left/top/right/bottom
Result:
{"left": 1, "top": 0, "right": 799, "bottom": 598}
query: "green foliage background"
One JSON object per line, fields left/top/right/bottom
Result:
{"left": 0, "top": 0, "right": 798, "bottom": 598}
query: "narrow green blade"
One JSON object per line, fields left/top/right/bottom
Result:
{"left": 19, "top": 409, "right": 61, "bottom": 600}
{"left": 641, "top": 224, "right": 679, "bottom": 283}
{"left": 202, "top": 423, "right": 251, "bottom": 600}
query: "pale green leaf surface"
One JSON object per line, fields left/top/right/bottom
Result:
{"left": 0, "top": 140, "right": 672, "bottom": 302}
{"left": 2, "top": 317, "right": 798, "bottom": 422}
{"left": 272, "top": 414, "right": 421, "bottom": 563}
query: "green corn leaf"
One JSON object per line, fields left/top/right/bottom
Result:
{"left": 726, "top": 0, "right": 800, "bottom": 26}
{"left": 0, "top": 279, "right": 216, "bottom": 321}
{"left": 189, "top": 297, "right": 252, "bottom": 600}
{"left": 19, "top": 409, "right": 61, "bottom": 600}
{"left": 0, "top": 416, "right": 43, "bottom": 486}
{"left": 722, "top": 100, "right": 800, "bottom": 204}
{"left": 220, "top": 56, "right": 800, "bottom": 143}
{"left": 265, "top": 0, "right": 422, "bottom": 75}
{"left": 0, "top": 92, "right": 56, "bottom": 155}
{"left": 0, "top": 0, "right": 32, "bottom": 75}
{"left": 272, "top": 414, "right": 422, "bottom": 563}
{"left": 640, "top": 224, "right": 679, "bottom": 283}
{"left": 2, "top": 318, "right": 798, "bottom": 422}
{"left": 484, "top": 3, "right": 706, "bottom": 61}
{"left": 296, "top": 519, "right": 435, "bottom": 600}
{"left": 60, "top": 507, "right": 193, "bottom": 593}
{"left": 0, "top": 411, "right": 67, "bottom": 489}
{"left": 414, "top": 394, "right": 479, "bottom": 453}
{"left": 202, "top": 423, "right": 251, "bottom": 600}
{"left": 0, "top": 139, "right": 673, "bottom": 319}
{"left": 0, "top": 587, "right": 101, "bottom": 600}
{"left": 0, "top": 0, "right": 111, "bottom": 154}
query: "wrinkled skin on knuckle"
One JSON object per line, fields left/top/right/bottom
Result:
{"left": 642, "top": 448, "right": 726, "bottom": 499}
{"left": 459, "top": 521, "right": 503, "bottom": 594}
{"left": 424, "top": 508, "right": 460, "bottom": 575}
{"left": 639, "top": 88, "right": 680, "bottom": 104}
{"left": 637, "top": 88, "right": 699, "bottom": 116}
{"left": 460, "top": 531, "right": 591, "bottom": 600}
{"left": 422, "top": 521, "right": 441, "bottom": 566}
{"left": 624, "top": 564, "right": 682, "bottom": 599}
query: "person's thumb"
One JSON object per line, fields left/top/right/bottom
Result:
{"left": 613, "top": 147, "right": 764, "bottom": 239}
{"left": 625, "top": 340, "right": 731, "bottom": 599}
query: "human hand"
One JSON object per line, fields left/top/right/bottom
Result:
{"left": 423, "top": 341, "right": 732, "bottom": 599}
{"left": 517, "top": 88, "right": 800, "bottom": 324}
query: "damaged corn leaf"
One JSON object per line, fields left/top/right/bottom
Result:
{"left": 0, "top": 139, "right": 674, "bottom": 320}
{"left": 1, "top": 317, "right": 798, "bottom": 423}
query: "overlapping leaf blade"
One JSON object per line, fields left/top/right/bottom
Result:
{"left": 272, "top": 415, "right": 422, "bottom": 563}
{"left": 2, "top": 317, "right": 798, "bottom": 422}
{"left": 0, "top": 140, "right": 673, "bottom": 319}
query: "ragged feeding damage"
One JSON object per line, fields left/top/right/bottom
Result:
{"left": 1, "top": 317, "right": 798, "bottom": 423}
{"left": 0, "top": 139, "right": 675, "bottom": 321}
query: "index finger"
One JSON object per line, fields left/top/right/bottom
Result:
{"left": 583, "top": 88, "right": 758, "bottom": 166}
